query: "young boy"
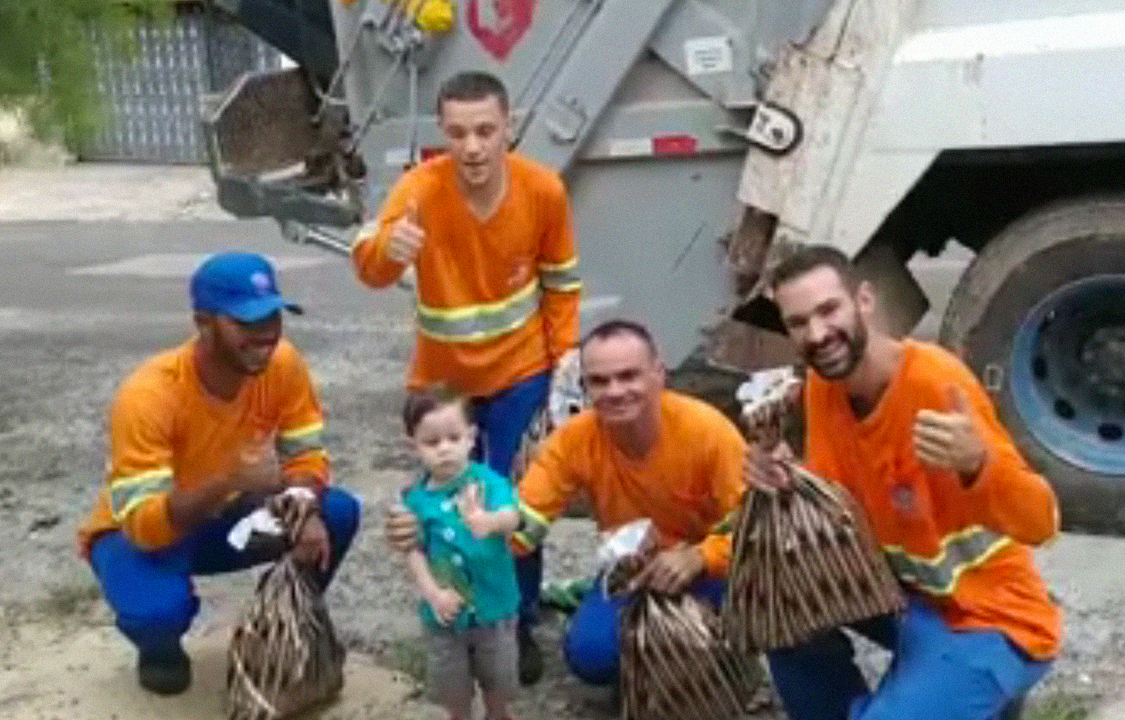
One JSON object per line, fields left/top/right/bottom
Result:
{"left": 401, "top": 386, "right": 522, "bottom": 720}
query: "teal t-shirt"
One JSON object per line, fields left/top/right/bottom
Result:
{"left": 402, "top": 462, "right": 520, "bottom": 629}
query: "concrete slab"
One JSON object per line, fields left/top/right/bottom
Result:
{"left": 0, "top": 165, "right": 228, "bottom": 222}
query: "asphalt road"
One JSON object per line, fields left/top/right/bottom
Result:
{"left": 0, "top": 218, "right": 407, "bottom": 326}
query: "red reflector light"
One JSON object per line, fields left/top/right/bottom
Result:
{"left": 652, "top": 134, "right": 698, "bottom": 156}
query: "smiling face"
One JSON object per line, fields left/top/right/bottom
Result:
{"left": 580, "top": 332, "right": 665, "bottom": 427}
{"left": 774, "top": 265, "right": 873, "bottom": 380}
{"left": 438, "top": 94, "right": 509, "bottom": 191}
{"left": 200, "top": 311, "right": 282, "bottom": 376}
{"left": 409, "top": 401, "right": 477, "bottom": 482}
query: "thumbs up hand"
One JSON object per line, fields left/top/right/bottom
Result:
{"left": 387, "top": 197, "right": 425, "bottom": 265}
{"left": 458, "top": 483, "right": 494, "bottom": 539}
{"left": 913, "top": 384, "right": 987, "bottom": 481}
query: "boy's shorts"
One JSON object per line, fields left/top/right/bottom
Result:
{"left": 424, "top": 616, "right": 518, "bottom": 713}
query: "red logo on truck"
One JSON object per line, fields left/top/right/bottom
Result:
{"left": 467, "top": 0, "right": 535, "bottom": 61}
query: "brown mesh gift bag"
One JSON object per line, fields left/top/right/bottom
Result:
{"left": 226, "top": 490, "right": 346, "bottom": 720}
{"left": 509, "top": 350, "right": 586, "bottom": 483}
{"left": 510, "top": 405, "right": 554, "bottom": 484}
{"left": 604, "top": 522, "right": 763, "bottom": 720}
{"left": 621, "top": 591, "right": 764, "bottom": 720}
{"left": 722, "top": 368, "right": 905, "bottom": 653}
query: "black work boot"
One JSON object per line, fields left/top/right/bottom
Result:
{"left": 137, "top": 644, "right": 192, "bottom": 695}
{"left": 517, "top": 627, "right": 544, "bottom": 686}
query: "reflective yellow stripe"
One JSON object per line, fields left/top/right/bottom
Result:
{"left": 514, "top": 499, "right": 551, "bottom": 549}
{"left": 519, "top": 500, "right": 550, "bottom": 527}
{"left": 540, "top": 270, "right": 581, "bottom": 292}
{"left": 538, "top": 257, "right": 577, "bottom": 272}
{"left": 109, "top": 469, "right": 174, "bottom": 520}
{"left": 277, "top": 421, "right": 325, "bottom": 459}
{"left": 510, "top": 533, "right": 536, "bottom": 555}
{"left": 417, "top": 279, "right": 540, "bottom": 342}
{"left": 884, "top": 526, "right": 1012, "bottom": 595}
{"left": 418, "top": 278, "right": 538, "bottom": 320}
{"left": 539, "top": 257, "right": 581, "bottom": 292}
{"left": 281, "top": 421, "right": 323, "bottom": 439}
{"left": 711, "top": 507, "right": 738, "bottom": 535}
{"left": 286, "top": 448, "right": 328, "bottom": 463}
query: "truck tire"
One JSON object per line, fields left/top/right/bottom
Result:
{"left": 940, "top": 197, "right": 1125, "bottom": 535}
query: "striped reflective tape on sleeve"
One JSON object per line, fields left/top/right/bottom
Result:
{"left": 109, "top": 468, "right": 174, "bottom": 520}
{"left": 883, "top": 526, "right": 1012, "bottom": 595}
{"left": 539, "top": 258, "right": 581, "bottom": 292}
{"left": 711, "top": 506, "right": 738, "bottom": 535}
{"left": 416, "top": 279, "right": 541, "bottom": 342}
{"left": 277, "top": 421, "right": 326, "bottom": 459}
{"left": 511, "top": 499, "right": 551, "bottom": 552}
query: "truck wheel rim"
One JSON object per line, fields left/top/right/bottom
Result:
{"left": 1009, "top": 274, "right": 1125, "bottom": 476}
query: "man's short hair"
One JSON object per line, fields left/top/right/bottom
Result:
{"left": 769, "top": 245, "right": 860, "bottom": 294}
{"left": 581, "top": 318, "right": 658, "bottom": 357}
{"left": 436, "top": 72, "right": 509, "bottom": 115}
{"left": 402, "top": 384, "right": 472, "bottom": 436}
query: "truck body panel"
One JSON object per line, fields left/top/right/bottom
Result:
{"left": 203, "top": 0, "right": 1125, "bottom": 530}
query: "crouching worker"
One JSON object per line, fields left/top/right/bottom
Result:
{"left": 750, "top": 246, "right": 1060, "bottom": 720}
{"left": 399, "top": 387, "right": 522, "bottom": 720}
{"left": 77, "top": 252, "right": 360, "bottom": 696}
{"left": 386, "top": 319, "right": 748, "bottom": 686}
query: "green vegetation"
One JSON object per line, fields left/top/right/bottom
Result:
{"left": 0, "top": 0, "right": 166, "bottom": 147}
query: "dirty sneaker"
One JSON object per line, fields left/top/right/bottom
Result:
{"left": 517, "top": 628, "right": 544, "bottom": 686}
{"left": 137, "top": 644, "right": 192, "bottom": 695}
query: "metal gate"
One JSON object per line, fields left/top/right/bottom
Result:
{"left": 82, "top": 2, "right": 280, "bottom": 163}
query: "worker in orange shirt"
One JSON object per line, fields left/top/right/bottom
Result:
{"left": 78, "top": 253, "right": 360, "bottom": 696}
{"left": 352, "top": 71, "right": 580, "bottom": 684}
{"left": 745, "top": 245, "right": 1060, "bottom": 720}
{"left": 386, "top": 319, "right": 747, "bottom": 687}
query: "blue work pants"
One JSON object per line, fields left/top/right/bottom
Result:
{"left": 470, "top": 370, "right": 551, "bottom": 635}
{"left": 766, "top": 596, "right": 1050, "bottom": 720}
{"left": 89, "top": 487, "right": 360, "bottom": 656}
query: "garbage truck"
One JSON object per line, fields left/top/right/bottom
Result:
{"left": 201, "top": 0, "right": 1125, "bottom": 534}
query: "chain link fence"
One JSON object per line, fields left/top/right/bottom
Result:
{"left": 82, "top": 2, "right": 282, "bottom": 163}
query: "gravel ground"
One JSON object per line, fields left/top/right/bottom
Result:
{"left": 1, "top": 164, "right": 1123, "bottom": 719}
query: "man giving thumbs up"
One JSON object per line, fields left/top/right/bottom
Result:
{"left": 352, "top": 71, "right": 580, "bottom": 684}
{"left": 384, "top": 197, "right": 426, "bottom": 266}
{"left": 913, "top": 384, "right": 988, "bottom": 482}
{"left": 745, "top": 245, "right": 1061, "bottom": 720}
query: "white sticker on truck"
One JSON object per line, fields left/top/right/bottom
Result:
{"left": 685, "top": 36, "right": 732, "bottom": 75}
{"left": 607, "top": 138, "right": 653, "bottom": 157}
{"left": 384, "top": 147, "right": 411, "bottom": 166}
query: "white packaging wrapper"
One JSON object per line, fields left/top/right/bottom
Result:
{"left": 736, "top": 366, "right": 799, "bottom": 418}
{"left": 595, "top": 518, "right": 657, "bottom": 594}
{"left": 227, "top": 486, "right": 317, "bottom": 550}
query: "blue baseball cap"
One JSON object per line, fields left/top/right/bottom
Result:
{"left": 190, "top": 252, "right": 303, "bottom": 322}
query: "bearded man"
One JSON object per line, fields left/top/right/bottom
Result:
{"left": 745, "top": 245, "right": 1060, "bottom": 720}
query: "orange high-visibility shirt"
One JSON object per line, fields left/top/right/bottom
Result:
{"left": 78, "top": 339, "right": 329, "bottom": 554}
{"left": 352, "top": 153, "right": 580, "bottom": 397}
{"left": 804, "top": 339, "right": 1062, "bottom": 659}
{"left": 516, "top": 391, "right": 748, "bottom": 577}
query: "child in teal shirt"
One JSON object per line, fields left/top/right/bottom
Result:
{"left": 401, "top": 386, "right": 522, "bottom": 720}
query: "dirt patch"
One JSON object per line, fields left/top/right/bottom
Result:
{"left": 0, "top": 617, "right": 439, "bottom": 720}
